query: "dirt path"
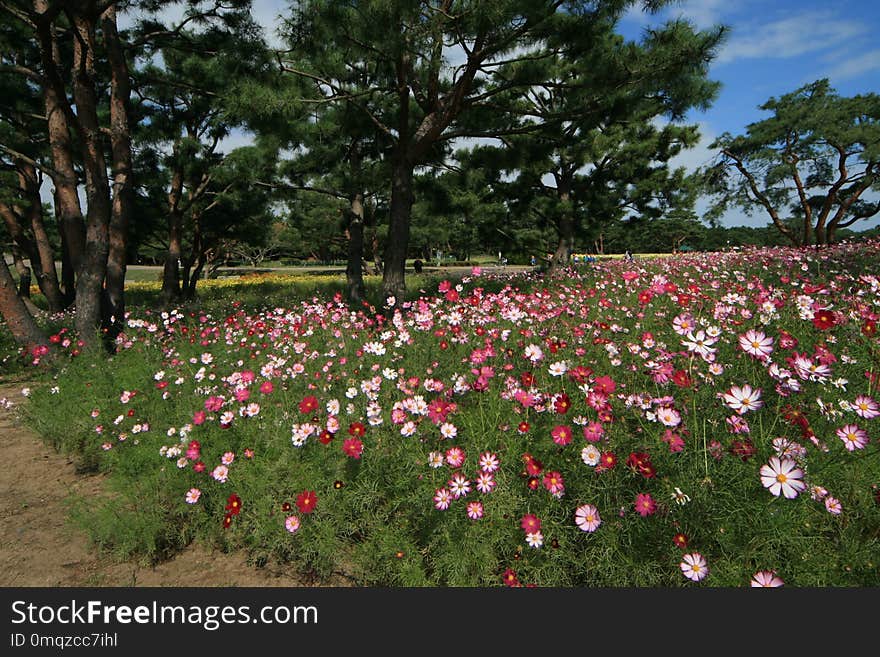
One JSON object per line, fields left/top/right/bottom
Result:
{"left": 0, "top": 379, "right": 345, "bottom": 587}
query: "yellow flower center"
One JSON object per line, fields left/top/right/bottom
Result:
{"left": 776, "top": 473, "right": 788, "bottom": 483}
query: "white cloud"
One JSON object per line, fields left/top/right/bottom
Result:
{"left": 824, "top": 49, "right": 880, "bottom": 81}
{"left": 717, "top": 12, "right": 867, "bottom": 64}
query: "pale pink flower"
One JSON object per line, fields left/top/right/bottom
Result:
{"left": 750, "top": 570, "right": 784, "bottom": 587}
{"left": 575, "top": 504, "right": 601, "bottom": 532}
{"left": 680, "top": 553, "right": 709, "bottom": 582}
{"left": 759, "top": 456, "right": 805, "bottom": 499}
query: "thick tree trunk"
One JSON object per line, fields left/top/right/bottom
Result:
{"left": 0, "top": 256, "right": 45, "bottom": 348}
{"left": 70, "top": 13, "right": 112, "bottom": 347}
{"left": 102, "top": 5, "right": 133, "bottom": 336}
{"left": 36, "top": 2, "right": 85, "bottom": 303}
{"left": 381, "top": 159, "right": 414, "bottom": 305}
{"left": 346, "top": 192, "right": 366, "bottom": 306}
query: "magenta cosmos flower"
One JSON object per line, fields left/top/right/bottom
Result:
{"left": 574, "top": 504, "right": 601, "bottom": 532}
{"left": 634, "top": 493, "right": 657, "bottom": 517}
{"left": 750, "top": 570, "right": 784, "bottom": 587}
{"left": 680, "top": 553, "right": 709, "bottom": 582}
{"left": 759, "top": 456, "right": 806, "bottom": 499}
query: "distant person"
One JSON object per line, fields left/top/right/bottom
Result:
{"left": 624, "top": 250, "right": 634, "bottom": 263}
{"left": 530, "top": 255, "right": 537, "bottom": 266}
{"left": 413, "top": 259, "right": 423, "bottom": 274}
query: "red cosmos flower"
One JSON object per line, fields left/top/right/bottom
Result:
{"left": 553, "top": 393, "right": 572, "bottom": 414}
{"left": 342, "top": 437, "right": 364, "bottom": 459}
{"left": 568, "top": 365, "right": 593, "bottom": 383}
{"left": 520, "top": 514, "right": 541, "bottom": 533}
{"left": 551, "top": 425, "right": 573, "bottom": 446}
{"left": 225, "top": 493, "right": 242, "bottom": 516}
{"left": 517, "top": 421, "right": 531, "bottom": 434}
{"left": 672, "top": 370, "right": 692, "bottom": 388}
{"left": 296, "top": 490, "right": 318, "bottom": 514}
{"left": 730, "top": 439, "right": 757, "bottom": 462}
{"left": 596, "top": 451, "right": 617, "bottom": 472}
{"left": 638, "top": 290, "right": 654, "bottom": 305}
{"left": 319, "top": 430, "right": 333, "bottom": 444}
{"left": 222, "top": 513, "right": 233, "bottom": 529}
{"left": 193, "top": 461, "right": 206, "bottom": 473}
{"left": 520, "top": 372, "right": 535, "bottom": 388}
{"left": 523, "top": 453, "right": 544, "bottom": 475}
{"left": 298, "top": 395, "right": 319, "bottom": 414}
{"left": 348, "top": 422, "right": 366, "bottom": 437}
{"left": 502, "top": 568, "right": 520, "bottom": 587}
{"left": 676, "top": 293, "right": 692, "bottom": 307}
{"left": 673, "top": 533, "right": 689, "bottom": 549}
{"left": 811, "top": 309, "right": 835, "bottom": 330}
{"left": 626, "top": 452, "right": 657, "bottom": 478}
{"left": 863, "top": 319, "right": 877, "bottom": 337}
{"left": 527, "top": 476, "right": 540, "bottom": 491}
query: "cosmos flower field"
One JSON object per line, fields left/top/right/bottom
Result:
{"left": 15, "top": 242, "right": 880, "bottom": 586}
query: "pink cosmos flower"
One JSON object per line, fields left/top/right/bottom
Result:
{"left": 285, "top": 515, "right": 301, "bottom": 533}
{"left": 445, "top": 447, "right": 466, "bottom": 468}
{"left": 185, "top": 488, "right": 201, "bottom": 504}
{"left": 433, "top": 488, "right": 453, "bottom": 510}
{"left": 825, "top": 496, "right": 842, "bottom": 515}
{"left": 448, "top": 473, "right": 471, "bottom": 498}
{"left": 738, "top": 329, "right": 774, "bottom": 359}
{"left": 759, "top": 456, "right": 806, "bottom": 499}
{"left": 750, "top": 570, "right": 784, "bottom": 587}
{"left": 853, "top": 395, "right": 879, "bottom": 420}
{"left": 211, "top": 465, "right": 229, "bottom": 483}
{"left": 680, "top": 553, "right": 709, "bottom": 582}
{"left": 478, "top": 452, "right": 500, "bottom": 473}
{"left": 475, "top": 472, "right": 496, "bottom": 494}
{"left": 836, "top": 424, "right": 869, "bottom": 451}
{"left": 466, "top": 501, "right": 484, "bottom": 520}
{"left": 583, "top": 422, "right": 604, "bottom": 442}
{"left": 575, "top": 504, "right": 601, "bottom": 532}
{"left": 722, "top": 384, "right": 763, "bottom": 415}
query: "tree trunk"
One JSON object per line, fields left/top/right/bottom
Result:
{"left": 0, "top": 256, "right": 45, "bottom": 348}
{"left": 346, "top": 192, "right": 366, "bottom": 306}
{"left": 102, "top": 4, "right": 133, "bottom": 336}
{"left": 21, "top": 164, "right": 64, "bottom": 312}
{"left": 36, "top": 1, "right": 85, "bottom": 304}
{"left": 549, "top": 180, "right": 574, "bottom": 272}
{"left": 70, "top": 13, "right": 112, "bottom": 347}
{"left": 10, "top": 246, "right": 31, "bottom": 298}
{"left": 381, "top": 158, "right": 413, "bottom": 305}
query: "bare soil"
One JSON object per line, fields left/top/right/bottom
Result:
{"left": 0, "top": 379, "right": 348, "bottom": 588}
